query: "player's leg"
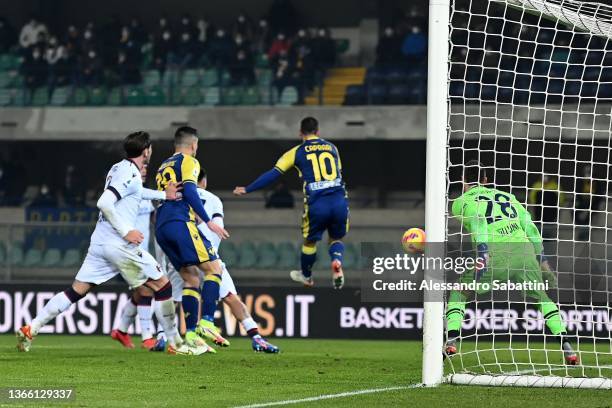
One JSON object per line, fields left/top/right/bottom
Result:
{"left": 197, "top": 261, "right": 231, "bottom": 347}
{"left": 195, "top": 259, "right": 228, "bottom": 347}
{"left": 445, "top": 290, "right": 468, "bottom": 355}
{"left": 112, "top": 291, "right": 138, "bottom": 349}
{"left": 290, "top": 202, "right": 323, "bottom": 286}
{"left": 135, "top": 287, "right": 155, "bottom": 349}
{"left": 327, "top": 196, "right": 349, "bottom": 289}
{"left": 223, "top": 294, "right": 280, "bottom": 353}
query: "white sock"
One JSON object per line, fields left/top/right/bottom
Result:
{"left": 154, "top": 299, "right": 178, "bottom": 347}
{"left": 118, "top": 299, "right": 137, "bottom": 333}
{"left": 137, "top": 303, "right": 154, "bottom": 341}
{"left": 242, "top": 317, "right": 258, "bottom": 334}
{"left": 31, "top": 292, "right": 73, "bottom": 335}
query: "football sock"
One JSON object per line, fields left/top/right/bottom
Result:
{"left": 137, "top": 296, "right": 154, "bottom": 340}
{"left": 446, "top": 291, "right": 466, "bottom": 338}
{"left": 182, "top": 287, "right": 201, "bottom": 331}
{"left": 153, "top": 282, "right": 178, "bottom": 347}
{"left": 242, "top": 317, "right": 259, "bottom": 337}
{"left": 328, "top": 240, "right": 345, "bottom": 264}
{"left": 539, "top": 301, "right": 566, "bottom": 336}
{"left": 301, "top": 245, "right": 317, "bottom": 278}
{"left": 201, "top": 274, "right": 222, "bottom": 322}
{"left": 118, "top": 296, "right": 137, "bottom": 333}
{"left": 31, "top": 288, "right": 84, "bottom": 335}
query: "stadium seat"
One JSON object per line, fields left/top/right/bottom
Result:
{"left": 31, "top": 87, "right": 50, "bottom": 106}
{"left": 71, "top": 87, "right": 88, "bottom": 105}
{"left": 144, "top": 86, "right": 166, "bottom": 105}
{"left": 257, "top": 242, "right": 278, "bottom": 269}
{"left": 256, "top": 69, "right": 273, "bottom": 87}
{"left": 255, "top": 53, "right": 269, "bottom": 68}
{"left": 0, "top": 54, "right": 20, "bottom": 70}
{"left": 41, "top": 249, "right": 62, "bottom": 268}
{"left": 162, "top": 69, "right": 179, "bottom": 87}
{"left": 0, "top": 242, "right": 6, "bottom": 264}
{"left": 88, "top": 86, "right": 108, "bottom": 106}
{"left": 23, "top": 249, "right": 43, "bottom": 267}
{"left": 142, "top": 70, "right": 161, "bottom": 87}
{"left": 277, "top": 242, "right": 298, "bottom": 270}
{"left": 61, "top": 248, "right": 81, "bottom": 268}
{"left": 0, "top": 88, "right": 11, "bottom": 106}
{"left": 335, "top": 38, "right": 350, "bottom": 54}
{"left": 386, "top": 70, "right": 407, "bottom": 85}
{"left": 50, "top": 86, "right": 71, "bottom": 106}
{"left": 368, "top": 84, "right": 387, "bottom": 104}
{"left": 203, "top": 87, "right": 220, "bottom": 106}
{"left": 241, "top": 87, "right": 260, "bottom": 105}
{"left": 278, "top": 87, "right": 298, "bottom": 106}
{"left": 201, "top": 69, "right": 219, "bottom": 87}
{"left": 0, "top": 70, "right": 15, "bottom": 88}
{"left": 125, "top": 86, "right": 145, "bottom": 105}
{"left": 387, "top": 84, "right": 411, "bottom": 104}
{"left": 181, "top": 69, "right": 200, "bottom": 87}
{"left": 222, "top": 87, "right": 242, "bottom": 105}
{"left": 220, "top": 70, "right": 232, "bottom": 86}
{"left": 183, "top": 87, "right": 202, "bottom": 106}
{"left": 9, "top": 245, "right": 24, "bottom": 266}
{"left": 11, "top": 88, "right": 26, "bottom": 106}
{"left": 237, "top": 241, "right": 257, "bottom": 269}
{"left": 219, "top": 241, "right": 239, "bottom": 268}
{"left": 107, "top": 87, "right": 123, "bottom": 105}
{"left": 343, "top": 85, "right": 366, "bottom": 105}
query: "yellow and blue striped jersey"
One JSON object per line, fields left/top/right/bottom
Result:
{"left": 155, "top": 152, "right": 201, "bottom": 226}
{"left": 275, "top": 135, "right": 346, "bottom": 202}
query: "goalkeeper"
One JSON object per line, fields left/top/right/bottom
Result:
{"left": 445, "top": 160, "right": 578, "bottom": 365}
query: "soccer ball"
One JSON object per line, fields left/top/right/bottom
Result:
{"left": 402, "top": 228, "right": 426, "bottom": 254}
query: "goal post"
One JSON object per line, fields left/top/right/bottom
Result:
{"left": 423, "top": 0, "right": 612, "bottom": 389}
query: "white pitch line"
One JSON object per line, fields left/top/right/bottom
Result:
{"left": 232, "top": 384, "right": 421, "bottom": 408}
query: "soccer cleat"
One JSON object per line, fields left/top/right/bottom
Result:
{"left": 563, "top": 341, "right": 579, "bottom": 365}
{"left": 16, "top": 325, "right": 33, "bottom": 352}
{"left": 184, "top": 330, "right": 216, "bottom": 353}
{"left": 169, "top": 343, "right": 213, "bottom": 356}
{"left": 196, "top": 320, "right": 230, "bottom": 347}
{"left": 290, "top": 270, "right": 314, "bottom": 287}
{"left": 444, "top": 338, "right": 458, "bottom": 357}
{"left": 150, "top": 337, "right": 166, "bottom": 352}
{"left": 331, "top": 260, "right": 344, "bottom": 289}
{"left": 141, "top": 338, "right": 157, "bottom": 350}
{"left": 252, "top": 336, "right": 280, "bottom": 353}
{"left": 110, "top": 329, "right": 135, "bottom": 349}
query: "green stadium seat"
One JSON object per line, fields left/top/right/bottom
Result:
{"left": 11, "top": 88, "right": 26, "bottom": 106}
{"left": 9, "top": 245, "right": 24, "bottom": 266}
{"left": 41, "top": 249, "right": 62, "bottom": 268}
{"left": 0, "top": 89, "right": 11, "bottom": 106}
{"left": 88, "top": 86, "right": 107, "bottom": 106}
{"left": 181, "top": 69, "right": 200, "bottom": 87}
{"left": 257, "top": 242, "right": 278, "bottom": 269}
{"left": 23, "top": 249, "right": 43, "bottom": 267}
{"left": 125, "top": 86, "right": 145, "bottom": 105}
{"left": 278, "top": 87, "right": 298, "bottom": 106}
{"left": 335, "top": 39, "right": 350, "bottom": 54}
{"left": 61, "top": 249, "right": 81, "bottom": 268}
{"left": 255, "top": 53, "right": 270, "bottom": 68}
{"left": 277, "top": 242, "right": 298, "bottom": 270}
{"left": 237, "top": 241, "right": 257, "bottom": 269}
{"left": 343, "top": 243, "right": 359, "bottom": 270}
{"left": 0, "top": 70, "right": 15, "bottom": 88}
{"left": 50, "top": 86, "right": 71, "bottom": 106}
{"left": 201, "top": 69, "right": 218, "bottom": 87}
{"left": 203, "top": 87, "right": 220, "bottom": 106}
{"left": 142, "top": 70, "right": 161, "bottom": 87}
{"left": 107, "top": 87, "right": 123, "bottom": 105}
{"left": 0, "top": 54, "right": 20, "bottom": 70}
{"left": 71, "top": 87, "right": 88, "bottom": 105}
{"left": 241, "top": 87, "right": 260, "bottom": 105}
{"left": 183, "top": 87, "right": 202, "bottom": 105}
{"left": 144, "top": 86, "right": 166, "bottom": 105}
{"left": 222, "top": 87, "right": 242, "bottom": 105}
{"left": 256, "top": 69, "right": 273, "bottom": 87}
{"left": 162, "top": 69, "right": 179, "bottom": 87}
{"left": 31, "top": 87, "right": 50, "bottom": 106}
{"left": 0, "top": 242, "right": 6, "bottom": 264}
{"left": 219, "top": 241, "right": 239, "bottom": 269}
{"left": 220, "top": 70, "right": 231, "bottom": 86}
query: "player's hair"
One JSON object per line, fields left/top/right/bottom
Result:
{"left": 198, "top": 168, "right": 207, "bottom": 182}
{"left": 300, "top": 117, "right": 319, "bottom": 135}
{"left": 463, "top": 160, "right": 488, "bottom": 184}
{"left": 123, "top": 131, "right": 151, "bottom": 158}
{"left": 174, "top": 126, "right": 198, "bottom": 147}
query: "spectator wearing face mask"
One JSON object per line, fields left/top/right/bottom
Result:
{"left": 175, "top": 32, "right": 195, "bottom": 69}
{"left": 153, "top": 29, "right": 174, "bottom": 74}
{"left": 53, "top": 47, "right": 76, "bottom": 87}
{"left": 22, "top": 46, "right": 48, "bottom": 91}
{"left": 116, "top": 27, "right": 142, "bottom": 85}
{"left": 268, "top": 32, "right": 290, "bottom": 60}
{"left": 80, "top": 48, "right": 103, "bottom": 86}
{"left": 230, "top": 34, "right": 255, "bottom": 85}
{"left": 129, "top": 17, "right": 147, "bottom": 45}
{"left": 207, "top": 28, "right": 235, "bottom": 69}
{"left": 290, "top": 28, "right": 314, "bottom": 99}
{"left": 19, "top": 14, "right": 48, "bottom": 50}
{"left": 0, "top": 17, "right": 16, "bottom": 53}
{"left": 401, "top": 25, "right": 427, "bottom": 62}
{"left": 177, "top": 14, "right": 198, "bottom": 41}
{"left": 376, "top": 27, "right": 403, "bottom": 66}
{"left": 233, "top": 13, "right": 253, "bottom": 39}
{"left": 45, "top": 36, "right": 67, "bottom": 87}
{"left": 64, "top": 25, "right": 80, "bottom": 54}
{"left": 271, "top": 49, "right": 294, "bottom": 97}
{"left": 253, "top": 18, "right": 272, "bottom": 55}
{"left": 311, "top": 27, "right": 336, "bottom": 70}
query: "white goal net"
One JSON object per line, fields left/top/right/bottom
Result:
{"left": 437, "top": 0, "right": 612, "bottom": 388}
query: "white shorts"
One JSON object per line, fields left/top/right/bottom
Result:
{"left": 165, "top": 261, "right": 237, "bottom": 302}
{"left": 75, "top": 243, "right": 163, "bottom": 289}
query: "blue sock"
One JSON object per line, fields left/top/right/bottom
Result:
{"left": 201, "top": 274, "right": 221, "bottom": 322}
{"left": 181, "top": 287, "right": 200, "bottom": 331}
{"left": 329, "top": 240, "right": 345, "bottom": 263}
{"left": 301, "top": 245, "right": 317, "bottom": 278}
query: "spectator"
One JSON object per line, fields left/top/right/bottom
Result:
{"left": 233, "top": 13, "right": 253, "bottom": 39}
{"left": 230, "top": 35, "right": 255, "bottom": 85}
{"left": 129, "top": 17, "right": 147, "bottom": 45}
{"left": 174, "top": 32, "right": 195, "bottom": 69}
{"left": 80, "top": 48, "right": 103, "bottom": 85}
{"left": 53, "top": 48, "right": 76, "bottom": 87}
{"left": 57, "top": 164, "right": 83, "bottom": 207}
{"left": 252, "top": 18, "right": 272, "bottom": 54}
{"left": 207, "top": 29, "right": 235, "bottom": 69}
{"left": 401, "top": 25, "right": 427, "bottom": 62}
{"left": 271, "top": 49, "right": 294, "bottom": 96}
{"left": 153, "top": 29, "right": 174, "bottom": 74}
{"left": 0, "top": 17, "right": 17, "bottom": 53}
{"left": 196, "top": 18, "right": 209, "bottom": 43}
{"left": 268, "top": 32, "right": 290, "bottom": 60}
{"left": 31, "top": 184, "right": 56, "bottom": 207}
{"left": 19, "top": 15, "right": 48, "bottom": 50}
{"left": 81, "top": 26, "right": 97, "bottom": 55}
{"left": 154, "top": 16, "right": 170, "bottom": 39}
{"left": 45, "top": 36, "right": 67, "bottom": 87}
{"left": 290, "top": 29, "right": 314, "bottom": 100}
{"left": 64, "top": 25, "right": 80, "bottom": 54}
{"left": 177, "top": 13, "right": 198, "bottom": 40}
{"left": 311, "top": 27, "right": 336, "bottom": 71}
{"left": 265, "top": 181, "right": 295, "bottom": 208}
{"left": 22, "top": 46, "right": 48, "bottom": 90}
{"left": 376, "top": 27, "right": 403, "bottom": 66}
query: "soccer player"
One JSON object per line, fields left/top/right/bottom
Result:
{"left": 111, "top": 164, "right": 157, "bottom": 350}
{"left": 234, "top": 117, "right": 348, "bottom": 289}
{"left": 445, "top": 160, "right": 578, "bottom": 365}
{"left": 195, "top": 169, "right": 279, "bottom": 353}
{"left": 16, "top": 131, "right": 206, "bottom": 355}
{"left": 155, "top": 126, "right": 229, "bottom": 350}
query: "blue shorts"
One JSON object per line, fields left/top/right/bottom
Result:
{"left": 155, "top": 221, "right": 218, "bottom": 271}
{"left": 302, "top": 194, "right": 349, "bottom": 242}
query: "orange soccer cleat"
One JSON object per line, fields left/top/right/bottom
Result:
{"left": 111, "top": 329, "right": 135, "bottom": 349}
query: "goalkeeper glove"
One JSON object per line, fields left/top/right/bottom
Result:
{"left": 475, "top": 243, "right": 489, "bottom": 281}
{"left": 538, "top": 252, "right": 558, "bottom": 289}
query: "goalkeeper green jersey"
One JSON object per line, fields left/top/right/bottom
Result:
{"left": 452, "top": 185, "right": 543, "bottom": 256}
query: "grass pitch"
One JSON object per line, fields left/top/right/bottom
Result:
{"left": 0, "top": 335, "right": 609, "bottom": 407}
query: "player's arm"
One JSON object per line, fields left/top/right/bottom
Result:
{"left": 142, "top": 185, "right": 181, "bottom": 201}
{"left": 97, "top": 190, "right": 142, "bottom": 245}
{"left": 458, "top": 197, "right": 490, "bottom": 280}
{"left": 182, "top": 157, "right": 229, "bottom": 239}
{"left": 234, "top": 146, "right": 298, "bottom": 195}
